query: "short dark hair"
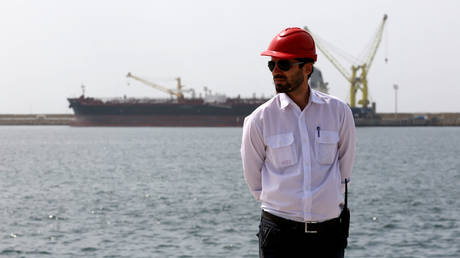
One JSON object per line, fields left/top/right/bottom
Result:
{"left": 295, "top": 58, "right": 315, "bottom": 79}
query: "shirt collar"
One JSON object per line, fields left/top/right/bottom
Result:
{"left": 310, "top": 88, "right": 326, "bottom": 104}
{"left": 279, "top": 88, "right": 326, "bottom": 110}
{"left": 279, "top": 93, "right": 293, "bottom": 110}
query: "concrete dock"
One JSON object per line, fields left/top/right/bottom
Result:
{"left": 356, "top": 113, "right": 460, "bottom": 126}
{"left": 0, "top": 114, "right": 74, "bottom": 125}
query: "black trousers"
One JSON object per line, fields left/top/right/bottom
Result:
{"left": 258, "top": 212, "right": 346, "bottom": 258}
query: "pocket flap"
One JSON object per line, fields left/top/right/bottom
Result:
{"left": 317, "top": 131, "right": 339, "bottom": 144}
{"left": 266, "top": 133, "right": 294, "bottom": 148}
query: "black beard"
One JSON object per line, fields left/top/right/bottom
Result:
{"left": 274, "top": 74, "right": 304, "bottom": 93}
{"left": 275, "top": 82, "right": 300, "bottom": 93}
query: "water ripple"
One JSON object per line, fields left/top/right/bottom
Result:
{"left": 0, "top": 127, "right": 458, "bottom": 257}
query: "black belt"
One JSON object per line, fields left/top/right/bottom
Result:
{"left": 262, "top": 210, "right": 341, "bottom": 234}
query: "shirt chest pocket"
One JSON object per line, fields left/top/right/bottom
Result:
{"left": 315, "top": 130, "right": 339, "bottom": 165}
{"left": 266, "top": 133, "right": 297, "bottom": 168}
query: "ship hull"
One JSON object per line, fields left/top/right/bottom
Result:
{"left": 70, "top": 114, "right": 245, "bottom": 127}
{"left": 67, "top": 97, "right": 265, "bottom": 127}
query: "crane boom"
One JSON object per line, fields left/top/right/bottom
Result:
{"left": 126, "top": 73, "right": 184, "bottom": 102}
{"left": 304, "top": 26, "right": 351, "bottom": 83}
{"left": 365, "top": 14, "right": 388, "bottom": 72}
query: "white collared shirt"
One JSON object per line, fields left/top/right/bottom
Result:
{"left": 241, "top": 89, "right": 355, "bottom": 222}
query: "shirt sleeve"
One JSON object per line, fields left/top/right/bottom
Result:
{"left": 241, "top": 115, "right": 265, "bottom": 200}
{"left": 338, "top": 104, "right": 356, "bottom": 184}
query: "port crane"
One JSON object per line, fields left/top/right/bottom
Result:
{"left": 126, "top": 73, "right": 195, "bottom": 102}
{"left": 304, "top": 14, "right": 388, "bottom": 115}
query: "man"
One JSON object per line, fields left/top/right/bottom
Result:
{"left": 241, "top": 27, "right": 355, "bottom": 258}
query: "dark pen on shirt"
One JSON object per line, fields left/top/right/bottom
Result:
{"left": 316, "top": 126, "right": 320, "bottom": 137}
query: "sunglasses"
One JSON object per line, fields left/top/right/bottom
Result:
{"left": 268, "top": 60, "right": 304, "bottom": 72}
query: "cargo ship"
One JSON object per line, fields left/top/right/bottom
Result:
{"left": 67, "top": 95, "right": 268, "bottom": 127}
{"left": 68, "top": 70, "right": 328, "bottom": 127}
{"left": 68, "top": 73, "right": 268, "bottom": 126}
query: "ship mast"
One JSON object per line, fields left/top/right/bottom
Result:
{"left": 81, "top": 84, "right": 86, "bottom": 97}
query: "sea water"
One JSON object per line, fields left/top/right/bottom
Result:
{"left": 0, "top": 126, "right": 459, "bottom": 257}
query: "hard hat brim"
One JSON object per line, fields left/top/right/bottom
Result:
{"left": 261, "top": 50, "right": 317, "bottom": 61}
{"left": 260, "top": 50, "right": 298, "bottom": 59}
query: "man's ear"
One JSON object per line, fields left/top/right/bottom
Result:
{"left": 303, "top": 63, "right": 313, "bottom": 76}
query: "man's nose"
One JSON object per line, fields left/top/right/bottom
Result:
{"left": 271, "top": 63, "right": 282, "bottom": 74}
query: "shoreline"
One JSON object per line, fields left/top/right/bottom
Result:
{"left": 1, "top": 113, "right": 459, "bottom": 126}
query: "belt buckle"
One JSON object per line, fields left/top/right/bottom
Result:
{"left": 305, "top": 222, "right": 317, "bottom": 233}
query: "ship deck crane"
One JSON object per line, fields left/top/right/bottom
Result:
{"left": 126, "top": 72, "right": 185, "bottom": 102}
{"left": 304, "top": 14, "right": 388, "bottom": 114}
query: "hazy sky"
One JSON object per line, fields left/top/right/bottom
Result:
{"left": 1, "top": 0, "right": 459, "bottom": 114}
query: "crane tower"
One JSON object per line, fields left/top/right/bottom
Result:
{"left": 305, "top": 14, "right": 388, "bottom": 116}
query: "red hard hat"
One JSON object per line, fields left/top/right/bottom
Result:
{"left": 261, "top": 27, "right": 317, "bottom": 61}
